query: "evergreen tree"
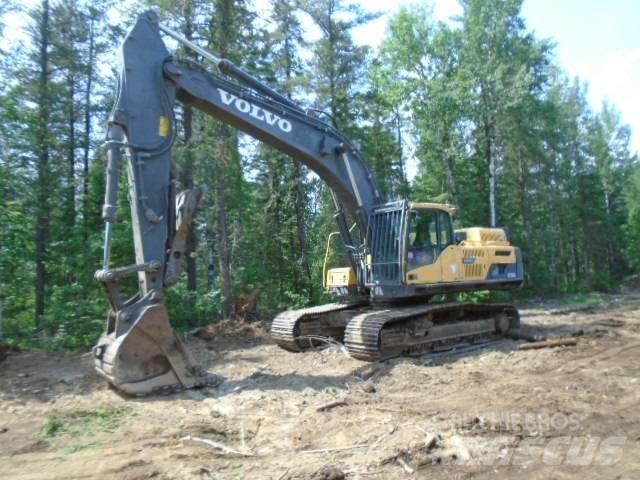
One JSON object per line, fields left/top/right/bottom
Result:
{"left": 32, "top": 0, "right": 54, "bottom": 326}
{"left": 198, "top": 0, "right": 257, "bottom": 318}
{"left": 299, "top": 0, "right": 378, "bottom": 131}
{"left": 245, "top": 0, "right": 315, "bottom": 309}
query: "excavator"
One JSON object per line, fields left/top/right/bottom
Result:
{"left": 93, "top": 11, "right": 524, "bottom": 395}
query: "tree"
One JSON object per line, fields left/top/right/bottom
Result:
{"left": 81, "top": 4, "right": 111, "bottom": 241}
{"left": 33, "top": 0, "right": 53, "bottom": 326}
{"left": 458, "top": 0, "right": 551, "bottom": 227}
{"left": 624, "top": 166, "right": 640, "bottom": 271}
{"left": 199, "top": 0, "right": 257, "bottom": 318}
{"left": 298, "top": 0, "right": 380, "bottom": 300}
{"left": 244, "top": 0, "right": 315, "bottom": 308}
{"left": 587, "top": 104, "right": 636, "bottom": 284}
{"left": 377, "top": 6, "right": 463, "bottom": 204}
{"left": 299, "top": 0, "right": 378, "bottom": 131}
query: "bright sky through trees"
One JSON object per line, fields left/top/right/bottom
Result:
{"left": 350, "top": 0, "right": 640, "bottom": 154}
{"left": 4, "top": 0, "right": 638, "bottom": 152}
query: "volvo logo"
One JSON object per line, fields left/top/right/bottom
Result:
{"left": 218, "top": 88, "right": 293, "bottom": 133}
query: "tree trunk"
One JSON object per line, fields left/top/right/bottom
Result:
{"left": 281, "top": 3, "right": 311, "bottom": 289}
{"left": 182, "top": 105, "right": 197, "bottom": 292}
{"left": 180, "top": 13, "right": 197, "bottom": 293}
{"left": 518, "top": 154, "right": 531, "bottom": 283}
{"left": 35, "top": 0, "right": 51, "bottom": 326}
{"left": 207, "top": 238, "right": 216, "bottom": 292}
{"left": 82, "top": 11, "right": 95, "bottom": 240}
{"left": 212, "top": 0, "right": 235, "bottom": 318}
{"left": 215, "top": 170, "right": 233, "bottom": 317}
{"left": 394, "top": 106, "right": 409, "bottom": 197}
{"left": 293, "top": 163, "right": 311, "bottom": 284}
{"left": 66, "top": 74, "right": 76, "bottom": 225}
{"left": 485, "top": 121, "right": 497, "bottom": 227}
{"left": 603, "top": 187, "right": 614, "bottom": 279}
{"left": 440, "top": 129, "right": 458, "bottom": 203}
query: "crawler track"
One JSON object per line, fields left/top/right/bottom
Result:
{"left": 270, "top": 302, "right": 366, "bottom": 352}
{"left": 344, "top": 302, "right": 519, "bottom": 361}
{"left": 272, "top": 301, "right": 519, "bottom": 360}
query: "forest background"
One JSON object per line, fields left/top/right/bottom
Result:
{"left": 0, "top": 0, "right": 638, "bottom": 350}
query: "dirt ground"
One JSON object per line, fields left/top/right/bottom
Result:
{"left": 1, "top": 290, "right": 639, "bottom": 480}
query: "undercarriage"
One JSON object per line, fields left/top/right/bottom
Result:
{"left": 271, "top": 301, "right": 520, "bottom": 361}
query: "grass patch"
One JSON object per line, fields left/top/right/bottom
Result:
{"left": 43, "top": 415, "right": 68, "bottom": 437}
{"left": 62, "top": 442, "right": 99, "bottom": 454}
{"left": 67, "top": 405, "right": 133, "bottom": 434}
{"left": 42, "top": 405, "right": 134, "bottom": 453}
{"left": 556, "top": 293, "right": 608, "bottom": 306}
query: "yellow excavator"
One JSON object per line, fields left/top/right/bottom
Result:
{"left": 92, "top": 12, "right": 523, "bottom": 395}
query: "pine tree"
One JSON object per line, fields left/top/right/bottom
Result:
{"left": 246, "top": 0, "right": 314, "bottom": 309}
{"left": 299, "top": 0, "right": 378, "bottom": 131}
{"left": 33, "top": 0, "right": 53, "bottom": 326}
{"left": 199, "top": 0, "right": 257, "bottom": 318}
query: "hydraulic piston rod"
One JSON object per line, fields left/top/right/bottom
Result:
{"left": 157, "top": 23, "right": 302, "bottom": 112}
{"left": 102, "top": 124, "right": 125, "bottom": 268}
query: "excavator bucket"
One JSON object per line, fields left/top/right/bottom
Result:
{"left": 93, "top": 300, "right": 217, "bottom": 395}
{"left": 95, "top": 164, "right": 217, "bottom": 396}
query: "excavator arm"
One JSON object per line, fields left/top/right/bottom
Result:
{"left": 94, "top": 11, "right": 382, "bottom": 394}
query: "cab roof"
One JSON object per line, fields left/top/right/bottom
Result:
{"left": 409, "top": 202, "right": 457, "bottom": 216}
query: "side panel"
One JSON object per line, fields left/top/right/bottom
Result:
{"left": 439, "top": 246, "right": 462, "bottom": 282}
{"left": 405, "top": 246, "right": 458, "bottom": 284}
{"left": 405, "top": 245, "right": 520, "bottom": 285}
{"left": 326, "top": 267, "right": 357, "bottom": 287}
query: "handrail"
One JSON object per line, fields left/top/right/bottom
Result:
{"left": 322, "top": 223, "right": 357, "bottom": 289}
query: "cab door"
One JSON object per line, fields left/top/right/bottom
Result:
{"left": 436, "top": 210, "right": 462, "bottom": 282}
{"left": 405, "top": 209, "right": 461, "bottom": 284}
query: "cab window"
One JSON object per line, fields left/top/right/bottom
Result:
{"left": 438, "top": 210, "right": 453, "bottom": 248}
{"left": 407, "top": 210, "right": 438, "bottom": 268}
{"left": 407, "top": 209, "right": 453, "bottom": 269}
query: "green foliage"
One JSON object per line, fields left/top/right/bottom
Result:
{"left": 555, "top": 293, "right": 608, "bottom": 306}
{"left": 379, "top": 0, "right": 638, "bottom": 295}
{"left": 43, "top": 415, "right": 68, "bottom": 437}
{"left": 165, "top": 282, "right": 221, "bottom": 331}
{"left": 0, "top": 0, "right": 638, "bottom": 354}
{"left": 623, "top": 166, "right": 640, "bottom": 270}
{"left": 42, "top": 405, "right": 133, "bottom": 454}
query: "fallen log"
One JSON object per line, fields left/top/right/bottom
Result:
{"left": 316, "top": 400, "right": 348, "bottom": 412}
{"left": 397, "top": 457, "right": 415, "bottom": 475}
{"left": 506, "top": 329, "right": 545, "bottom": 342}
{"left": 181, "top": 435, "right": 254, "bottom": 456}
{"left": 302, "top": 443, "right": 368, "bottom": 454}
{"left": 517, "top": 338, "right": 577, "bottom": 350}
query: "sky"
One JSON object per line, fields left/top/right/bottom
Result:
{"left": 349, "top": 0, "right": 640, "bottom": 155}
{"left": 3, "top": 0, "right": 639, "bottom": 155}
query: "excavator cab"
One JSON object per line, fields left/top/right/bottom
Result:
{"left": 325, "top": 201, "right": 523, "bottom": 300}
